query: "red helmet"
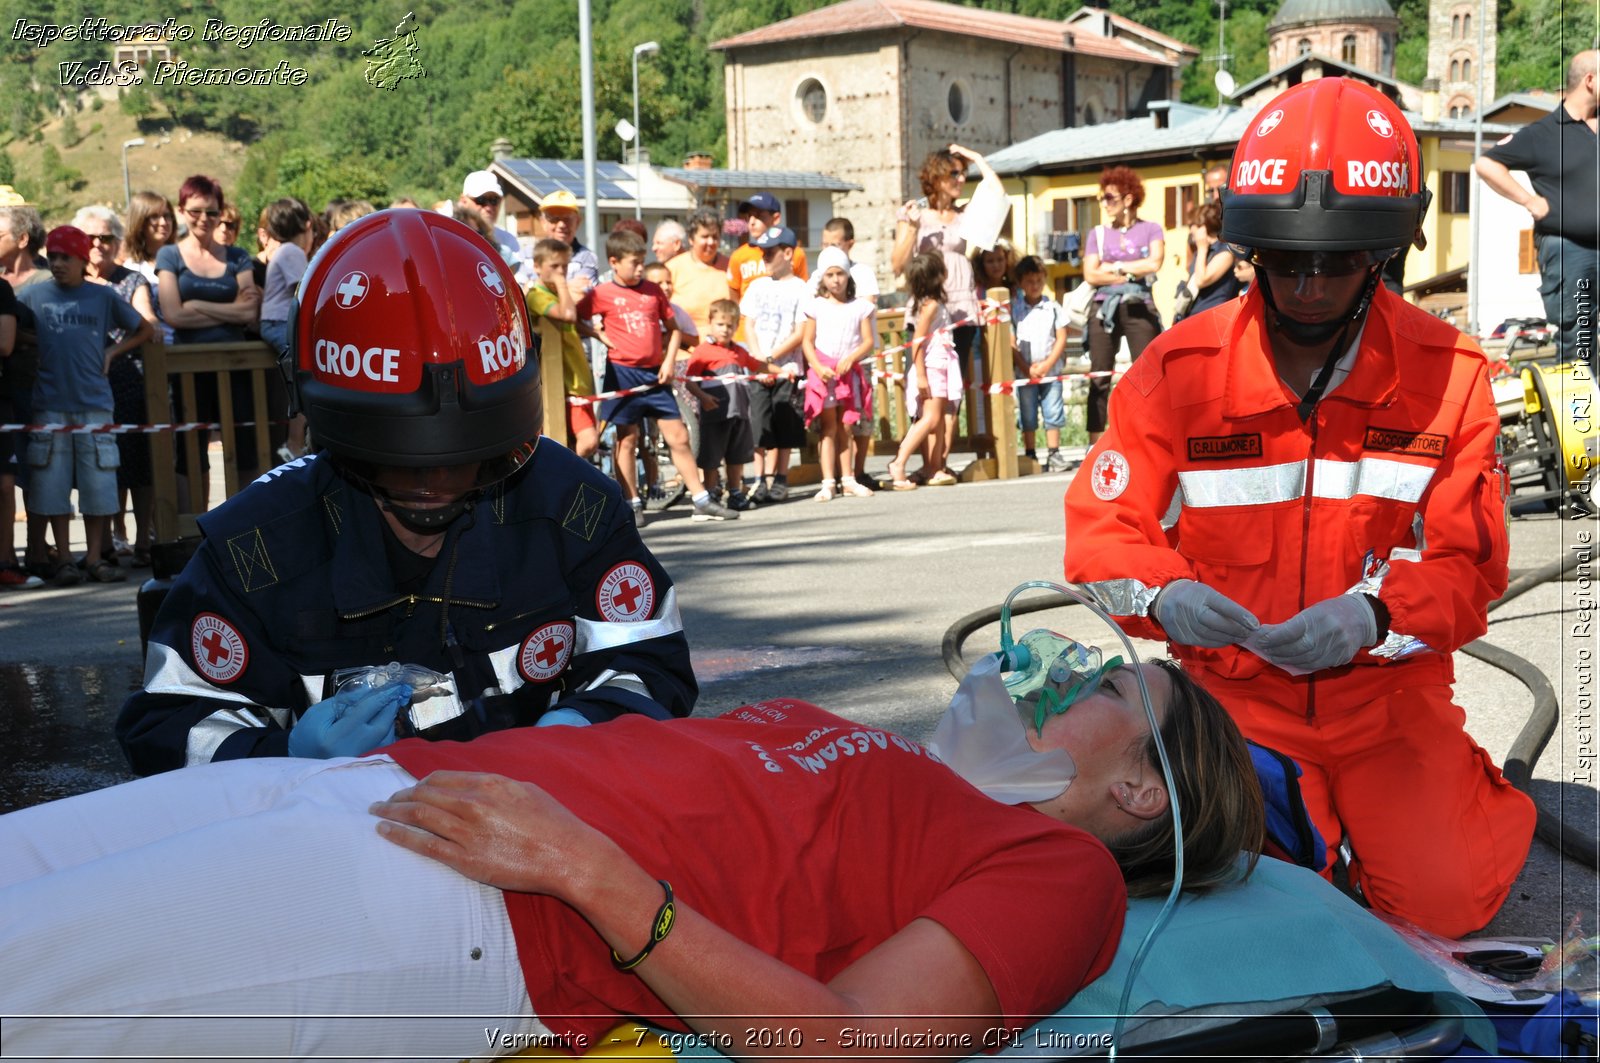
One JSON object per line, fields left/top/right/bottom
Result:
{"left": 287, "top": 209, "right": 541, "bottom": 475}
{"left": 1222, "top": 78, "right": 1430, "bottom": 254}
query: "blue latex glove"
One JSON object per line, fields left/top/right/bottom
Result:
{"left": 1153, "top": 579, "right": 1261, "bottom": 647}
{"left": 288, "top": 682, "right": 410, "bottom": 759}
{"left": 1251, "top": 594, "right": 1377, "bottom": 672}
{"left": 537, "top": 708, "right": 591, "bottom": 728}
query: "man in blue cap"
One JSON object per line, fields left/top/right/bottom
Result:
{"left": 727, "top": 191, "right": 809, "bottom": 307}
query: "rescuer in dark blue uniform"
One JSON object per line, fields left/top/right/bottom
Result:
{"left": 117, "top": 210, "right": 696, "bottom": 775}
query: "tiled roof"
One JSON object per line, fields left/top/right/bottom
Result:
{"left": 656, "top": 168, "right": 864, "bottom": 193}
{"left": 710, "top": 0, "right": 1179, "bottom": 66}
{"left": 1065, "top": 7, "right": 1200, "bottom": 56}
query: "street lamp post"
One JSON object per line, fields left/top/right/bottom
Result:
{"left": 121, "top": 138, "right": 146, "bottom": 209}
{"left": 632, "top": 41, "right": 660, "bottom": 221}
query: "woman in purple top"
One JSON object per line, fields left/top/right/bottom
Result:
{"left": 891, "top": 143, "right": 997, "bottom": 484}
{"left": 1080, "top": 165, "right": 1164, "bottom": 443}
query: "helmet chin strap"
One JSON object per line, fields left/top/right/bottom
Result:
{"left": 1257, "top": 265, "right": 1382, "bottom": 346}
{"left": 378, "top": 494, "right": 478, "bottom": 535}
{"left": 1258, "top": 266, "right": 1384, "bottom": 421}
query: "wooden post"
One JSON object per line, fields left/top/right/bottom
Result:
{"left": 533, "top": 317, "right": 569, "bottom": 444}
{"left": 142, "top": 340, "right": 180, "bottom": 544}
{"left": 985, "top": 285, "right": 1018, "bottom": 481}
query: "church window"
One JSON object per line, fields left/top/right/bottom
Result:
{"left": 796, "top": 78, "right": 827, "bottom": 124}
{"left": 1341, "top": 34, "right": 1358, "bottom": 63}
{"left": 947, "top": 79, "right": 971, "bottom": 125}
{"left": 1462, "top": 57, "right": 1472, "bottom": 80}
{"left": 1298, "top": 37, "right": 1312, "bottom": 56}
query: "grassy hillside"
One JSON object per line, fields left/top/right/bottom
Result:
{"left": 2, "top": 93, "right": 245, "bottom": 227}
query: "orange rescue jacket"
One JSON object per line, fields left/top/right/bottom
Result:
{"left": 1064, "top": 284, "right": 1509, "bottom": 705}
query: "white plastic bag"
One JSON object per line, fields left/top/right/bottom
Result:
{"left": 926, "top": 654, "right": 1077, "bottom": 804}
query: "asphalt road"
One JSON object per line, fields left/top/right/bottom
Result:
{"left": 0, "top": 450, "right": 1594, "bottom": 948}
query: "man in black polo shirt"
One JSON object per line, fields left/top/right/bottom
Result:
{"left": 1476, "top": 50, "right": 1598, "bottom": 371}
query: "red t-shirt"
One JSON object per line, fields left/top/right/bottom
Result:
{"left": 577, "top": 280, "right": 673, "bottom": 368}
{"left": 684, "top": 341, "right": 765, "bottom": 378}
{"left": 387, "top": 700, "right": 1125, "bottom": 1049}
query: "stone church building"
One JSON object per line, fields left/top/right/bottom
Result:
{"left": 711, "top": 0, "right": 1196, "bottom": 282}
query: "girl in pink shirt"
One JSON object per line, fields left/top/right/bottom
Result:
{"left": 800, "top": 247, "right": 875, "bottom": 501}
{"left": 888, "top": 253, "right": 960, "bottom": 490}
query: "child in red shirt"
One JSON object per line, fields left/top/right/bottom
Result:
{"left": 578, "top": 230, "right": 733, "bottom": 523}
{"left": 684, "top": 299, "right": 784, "bottom": 512}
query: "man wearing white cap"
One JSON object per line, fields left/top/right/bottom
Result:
{"left": 460, "top": 170, "right": 525, "bottom": 277}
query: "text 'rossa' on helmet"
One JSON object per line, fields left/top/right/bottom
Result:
{"left": 285, "top": 208, "right": 543, "bottom": 482}
{"left": 1222, "top": 77, "right": 1432, "bottom": 257}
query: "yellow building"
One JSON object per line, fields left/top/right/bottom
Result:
{"left": 985, "top": 97, "right": 1513, "bottom": 323}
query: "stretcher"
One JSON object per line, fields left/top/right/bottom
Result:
{"left": 503, "top": 855, "right": 1492, "bottom": 1062}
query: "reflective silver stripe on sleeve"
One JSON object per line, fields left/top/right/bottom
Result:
{"left": 1312, "top": 457, "right": 1435, "bottom": 503}
{"left": 571, "top": 667, "right": 651, "bottom": 699}
{"left": 144, "top": 642, "right": 258, "bottom": 706}
{"left": 1367, "top": 547, "right": 1432, "bottom": 658}
{"left": 299, "top": 674, "right": 325, "bottom": 706}
{"left": 1081, "top": 578, "right": 1163, "bottom": 619}
{"left": 487, "top": 642, "right": 525, "bottom": 697}
{"left": 1178, "top": 461, "right": 1306, "bottom": 508}
{"left": 574, "top": 586, "right": 684, "bottom": 654}
{"left": 185, "top": 706, "right": 270, "bottom": 766}
{"left": 1369, "top": 629, "right": 1434, "bottom": 660}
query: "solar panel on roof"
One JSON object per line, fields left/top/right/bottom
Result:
{"left": 501, "top": 159, "right": 633, "bottom": 201}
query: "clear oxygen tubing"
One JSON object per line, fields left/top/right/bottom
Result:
{"left": 996, "top": 580, "right": 1182, "bottom": 1059}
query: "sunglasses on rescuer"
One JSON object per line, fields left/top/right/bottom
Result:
{"left": 1246, "top": 247, "right": 1390, "bottom": 276}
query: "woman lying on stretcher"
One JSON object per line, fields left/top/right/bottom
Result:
{"left": 0, "top": 656, "right": 1263, "bottom": 1063}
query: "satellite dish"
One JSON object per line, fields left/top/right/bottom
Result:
{"left": 1214, "top": 69, "right": 1236, "bottom": 98}
{"left": 614, "top": 118, "right": 637, "bottom": 143}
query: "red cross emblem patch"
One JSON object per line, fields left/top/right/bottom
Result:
{"left": 1090, "top": 449, "right": 1131, "bottom": 501}
{"left": 190, "top": 612, "right": 248, "bottom": 684}
{"left": 596, "top": 561, "right": 655, "bottom": 623}
{"left": 519, "top": 621, "right": 575, "bottom": 683}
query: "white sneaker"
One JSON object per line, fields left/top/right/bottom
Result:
{"left": 813, "top": 481, "right": 836, "bottom": 502}
{"left": 839, "top": 478, "right": 872, "bottom": 498}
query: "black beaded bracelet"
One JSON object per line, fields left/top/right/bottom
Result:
{"left": 611, "top": 880, "right": 675, "bottom": 972}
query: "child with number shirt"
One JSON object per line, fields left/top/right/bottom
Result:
{"left": 1010, "top": 256, "right": 1072, "bottom": 472}
{"left": 887, "top": 253, "right": 958, "bottom": 491}
{"left": 576, "top": 230, "right": 733, "bottom": 523}
{"left": 738, "top": 225, "right": 810, "bottom": 503}
{"left": 683, "top": 300, "right": 785, "bottom": 514}
{"left": 525, "top": 238, "right": 598, "bottom": 459}
{"left": 800, "top": 247, "right": 875, "bottom": 502}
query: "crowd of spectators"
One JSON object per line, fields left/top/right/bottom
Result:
{"left": 2, "top": 149, "right": 1249, "bottom": 583}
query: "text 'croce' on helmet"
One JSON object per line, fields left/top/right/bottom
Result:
{"left": 1222, "top": 77, "right": 1431, "bottom": 258}
{"left": 285, "top": 208, "right": 542, "bottom": 486}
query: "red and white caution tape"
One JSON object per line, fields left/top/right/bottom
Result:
{"left": 987, "top": 368, "right": 1124, "bottom": 394}
{"left": 2, "top": 421, "right": 232, "bottom": 435}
